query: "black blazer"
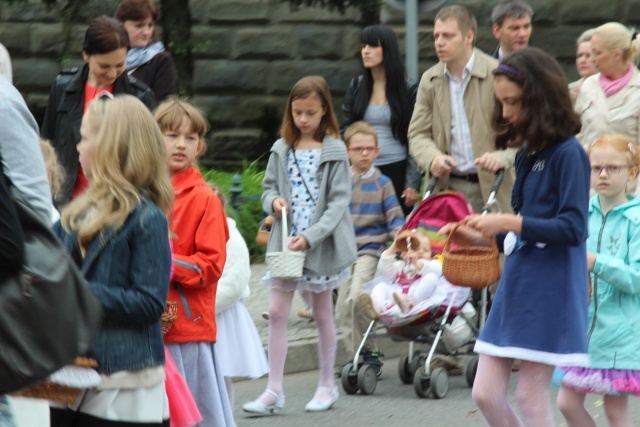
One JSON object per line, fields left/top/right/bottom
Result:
{"left": 41, "top": 64, "right": 156, "bottom": 206}
{"left": 130, "top": 51, "right": 178, "bottom": 103}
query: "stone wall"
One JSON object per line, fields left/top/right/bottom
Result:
{"left": 1, "top": 0, "right": 640, "bottom": 167}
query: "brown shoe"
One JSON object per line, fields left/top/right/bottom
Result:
{"left": 429, "top": 355, "right": 462, "bottom": 376}
{"left": 358, "top": 293, "right": 379, "bottom": 320}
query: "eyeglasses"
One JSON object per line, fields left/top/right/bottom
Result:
{"left": 590, "top": 164, "right": 632, "bottom": 175}
{"left": 347, "top": 147, "right": 377, "bottom": 154}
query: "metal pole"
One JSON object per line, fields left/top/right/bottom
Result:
{"left": 405, "top": 0, "right": 419, "bottom": 81}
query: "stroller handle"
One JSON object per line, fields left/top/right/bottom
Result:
{"left": 482, "top": 168, "right": 506, "bottom": 215}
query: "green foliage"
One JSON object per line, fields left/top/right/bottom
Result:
{"left": 201, "top": 160, "right": 266, "bottom": 263}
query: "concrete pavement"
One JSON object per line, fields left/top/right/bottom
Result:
{"left": 245, "top": 263, "right": 410, "bottom": 374}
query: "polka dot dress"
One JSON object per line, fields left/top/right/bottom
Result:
{"left": 263, "top": 148, "right": 350, "bottom": 293}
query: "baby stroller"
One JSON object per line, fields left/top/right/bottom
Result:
{"left": 340, "top": 171, "right": 505, "bottom": 399}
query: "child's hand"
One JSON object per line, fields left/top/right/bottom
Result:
{"left": 272, "top": 198, "right": 287, "bottom": 217}
{"left": 288, "top": 235, "right": 309, "bottom": 251}
{"left": 402, "top": 188, "right": 420, "bottom": 207}
{"left": 587, "top": 252, "right": 596, "bottom": 272}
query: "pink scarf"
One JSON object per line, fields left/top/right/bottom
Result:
{"left": 599, "top": 65, "right": 634, "bottom": 97}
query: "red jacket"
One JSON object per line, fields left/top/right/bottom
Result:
{"left": 164, "top": 167, "right": 229, "bottom": 343}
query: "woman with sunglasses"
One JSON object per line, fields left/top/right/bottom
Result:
{"left": 41, "top": 16, "right": 156, "bottom": 207}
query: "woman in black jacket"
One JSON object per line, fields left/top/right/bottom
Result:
{"left": 115, "top": 0, "right": 178, "bottom": 102}
{"left": 41, "top": 16, "right": 156, "bottom": 207}
{"left": 341, "top": 25, "right": 422, "bottom": 215}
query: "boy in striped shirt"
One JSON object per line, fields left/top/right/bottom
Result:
{"left": 336, "top": 121, "right": 404, "bottom": 377}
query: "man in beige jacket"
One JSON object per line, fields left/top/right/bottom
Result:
{"left": 408, "top": 5, "right": 515, "bottom": 215}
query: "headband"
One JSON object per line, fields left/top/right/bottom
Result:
{"left": 497, "top": 63, "right": 523, "bottom": 79}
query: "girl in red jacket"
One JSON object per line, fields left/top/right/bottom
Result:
{"left": 155, "top": 98, "right": 233, "bottom": 427}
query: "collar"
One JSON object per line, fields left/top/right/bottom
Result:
{"left": 498, "top": 46, "right": 505, "bottom": 60}
{"left": 351, "top": 165, "right": 376, "bottom": 179}
{"left": 444, "top": 51, "right": 476, "bottom": 81}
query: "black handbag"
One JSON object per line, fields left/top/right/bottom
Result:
{"left": 0, "top": 182, "right": 103, "bottom": 394}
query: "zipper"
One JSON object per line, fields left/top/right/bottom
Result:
{"left": 174, "top": 259, "right": 202, "bottom": 273}
{"left": 587, "top": 211, "right": 609, "bottom": 343}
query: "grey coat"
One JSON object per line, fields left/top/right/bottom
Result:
{"left": 262, "top": 137, "right": 357, "bottom": 276}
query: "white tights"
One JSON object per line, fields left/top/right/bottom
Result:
{"left": 472, "top": 355, "right": 555, "bottom": 426}
{"left": 259, "top": 286, "right": 337, "bottom": 404}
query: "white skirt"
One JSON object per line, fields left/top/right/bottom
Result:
{"left": 167, "top": 343, "right": 234, "bottom": 427}
{"left": 215, "top": 301, "right": 269, "bottom": 379}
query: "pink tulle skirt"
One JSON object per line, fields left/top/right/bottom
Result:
{"left": 553, "top": 366, "right": 640, "bottom": 396}
{"left": 165, "top": 347, "right": 202, "bottom": 427}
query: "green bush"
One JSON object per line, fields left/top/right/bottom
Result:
{"left": 201, "top": 160, "right": 267, "bottom": 263}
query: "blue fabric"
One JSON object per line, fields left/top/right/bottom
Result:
{"left": 587, "top": 195, "right": 640, "bottom": 369}
{"left": 54, "top": 198, "right": 171, "bottom": 374}
{"left": 126, "top": 42, "right": 165, "bottom": 71}
{"left": 480, "top": 137, "right": 590, "bottom": 358}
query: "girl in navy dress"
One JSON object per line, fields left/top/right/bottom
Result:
{"left": 445, "top": 48, "right": 591, "bottom": 426}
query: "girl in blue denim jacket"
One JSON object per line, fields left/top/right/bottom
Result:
{"left": 52, "top": 95, "right": 173, "bottom": 426}
{"left": 556, "top": 134, "right": 640, "bottom": 427}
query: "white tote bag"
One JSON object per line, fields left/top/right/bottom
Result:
{"left": 266, "top": 207, "right": 305, "bottom": 280}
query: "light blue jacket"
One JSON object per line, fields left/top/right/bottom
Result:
{"left": 587, "top": 195, "right": 640, "bottom": 369}
{"left": 262, "top": 136, "right": 357, "bottom": 276}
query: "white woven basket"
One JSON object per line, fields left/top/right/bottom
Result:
{"left": 266, "top": 207, "right": 305, "bottom": 280}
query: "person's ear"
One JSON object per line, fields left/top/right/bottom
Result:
{"left": 492, "top": 24, "right": 501, "bottom": 40}
{"left": 630, "top": 166, "right": 639, "bottom": 180}
{"left": 82, "top": 51, "right": 90, "bottom": 63}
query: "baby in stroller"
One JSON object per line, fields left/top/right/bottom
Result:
{"left": 358, "top": 230, "right": 445, "bottom": 321}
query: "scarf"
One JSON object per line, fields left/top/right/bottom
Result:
{"left": 126, "top": 41, "right": 165, "bottom": 71}
{"left": 599, "top": 64, "right": 634, "bottom": 97}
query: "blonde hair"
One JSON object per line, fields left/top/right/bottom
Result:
{"left": 577, "top": 28, "right": 595, "bottom": 46}
{"left": 39, "top": 138, "right": 65, "bottom": 200}
{"left": 280, "top": 76, "right": 340, "bottom": 147}
{"left": 588, "top": 134, "right": 640, "bottom": 171}
{"left": 593, "top": 22, "right": 640, "bottom": 63}
{"left": 344, "top": 121, "right": 378, "bottom": 147}
{"left": 61, "top": 95, "right": 173, "bottom": 249}
{"left": 154, "top": 97, "right": 210, "bottom": 158}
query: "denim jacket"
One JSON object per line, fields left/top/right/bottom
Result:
{"left": 54, "top": 198, "right": 171, "bottom": 374}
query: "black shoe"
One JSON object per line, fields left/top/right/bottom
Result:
{"left": 363, "top": 349, "right": 384, "bottom": 377}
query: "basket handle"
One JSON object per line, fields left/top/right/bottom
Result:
{"left": 443, "top": 222, "right": 498, "bottom": 254}
{"left": 280, "top": 206, "right": 289, "bottom": 252}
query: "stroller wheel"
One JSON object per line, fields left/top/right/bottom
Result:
{"left": 398, "top": 356, "right": 412, "bottom": 384}
{"left": 465, "top": 356, "right": 479, "bottom": 388}
{"left": 357, "top": 364, "right": 378, "bottom": 395}
{"left": 410, "top": 352, "right": 425, "bottom": 376}
{"left": 431, "top": 367, "right": 449, "bottom": 399}
{"left": 413, "top": 368, "right": 431, "bottom": 398}
{"left": 341, "top": 363, "right": 359, "bottom": 395}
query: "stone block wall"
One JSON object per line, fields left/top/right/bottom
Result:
{"left": 1, "top": 0, "right": 639, "bottom": 167}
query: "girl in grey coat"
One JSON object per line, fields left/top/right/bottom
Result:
{"left": 242, "top": 76, "right": 356, "bottom": 416}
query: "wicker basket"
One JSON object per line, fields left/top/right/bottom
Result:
{"left": 255, "top": 215, "right": 274, "bottom": 247}
{"left": 11, "top": 357, "right": 98, "bottom": 404}
{"left": 394, "top": 230, "right": 422, "bottom": 253}
{"left": 442, "top": 223, "right": 501, "bottom": 289}
{"left": 266, "top": 207, "right": 305, "bottom": 280}
{"left": 162, "top": 301, "right": 178, "bottom": 336}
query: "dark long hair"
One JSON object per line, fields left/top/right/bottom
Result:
{"left": 492, "top": 47, "right": 581, "bottom": 153}
{"left": 83, "top": 16, "right": 130, "bottom": 55}
{"left": 351, "top": 25, "right": 413, "bottom": 146}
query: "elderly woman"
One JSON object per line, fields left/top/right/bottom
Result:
{"left": 576, "top": 23, "right": 640, "bottom": 148}
{"left": 569, "top": 29, "right": 597, "bottom": 104}
{"left": 115, "top": 0, "right": 178, "bottom": 102}
{"left": 41, "top": 16, "right": 156, "bottom": 207}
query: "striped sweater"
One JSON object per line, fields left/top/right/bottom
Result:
{"left": 351, "top": 167, "right": 404, "bottom": 256}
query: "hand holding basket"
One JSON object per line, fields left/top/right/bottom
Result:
{"left": 442, "top": 222, "right": 501, "bottom": 289}
{"left": 266, "top": 207, "right": 306, "bottom": 280}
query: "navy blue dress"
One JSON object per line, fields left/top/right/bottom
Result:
{"left": 475, "top": 137, "right": 590, "bottom": 366}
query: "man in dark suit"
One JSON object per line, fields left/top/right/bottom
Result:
{"left": 490, "top": 0, "right": 533, "bottom": 60}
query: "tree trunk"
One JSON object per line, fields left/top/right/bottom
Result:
{"left": 159, "top": 0, "right": 193, "bottom": 95}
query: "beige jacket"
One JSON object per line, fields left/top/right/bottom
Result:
{"left": 408, "top": 48, "right": 515, "bottom": 213}
{"left": 576, "top": 68, "right": 640, "bottom": 148}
